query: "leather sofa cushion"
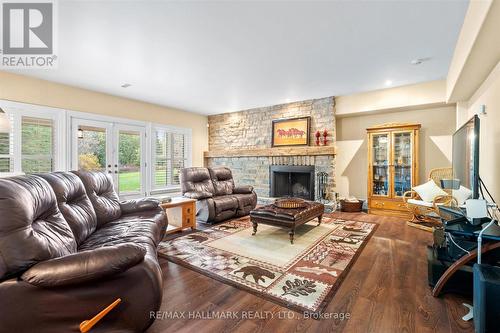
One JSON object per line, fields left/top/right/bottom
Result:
{"left": 0, "top": 246, "right": 163, "bottom": 333}
{"left": 230, "top": 193, "right": 256, "bottom": 209}
{"left": 181, "top": 167, "right": 215, "bottom": 195}
{"left": 118, "top": 209, "right": 167, "bottom": 245}
{"left": 230, "top": 193, "right": 257, "bottom": 217}
{"left": 183, "top": 191, "right": 213, "bottom": 200}
{"left": 212, "top": 196, "right": 238, "bottom": 214}
{"left": 209, "top": 167, "right": 235, "bottom": 195}
{"left": 38, "top": 172, "right": 98, "bottom": 245}
{"left": 73, "top": 171, "right": 122, "bottom": 226}
{"left": 120, "top": 198, "right": 160, "bottom": 215}
{"left": 233, "top": 185, "right": 254, "bottom": 194}
{"left": 214, "top": 210, "right": 236, "bottom": 222}
{"left": 79, "top": 208, "right": 167, "bottom": 251}
{"left": 21, "top": 244, "right": 146, "bottom": 287}
{"left": 0, "top": 175, "right": 77, "bottom": 279}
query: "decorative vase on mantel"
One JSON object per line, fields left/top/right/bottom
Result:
{"left": 315, "top": 131, "right": 321, "bottom": 146}
{"left": 322, "top": 129, "right": 328, "bottom": 145}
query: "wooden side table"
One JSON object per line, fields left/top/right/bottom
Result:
{"left": 160, "top": 197, "right": 196, "bottom": 234}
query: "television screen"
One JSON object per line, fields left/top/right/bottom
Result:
{"left": 452, "top": 115, "right": 480, "bottom": 199}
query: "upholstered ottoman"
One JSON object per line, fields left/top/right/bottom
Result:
{"left": 249, "top": 201, "right": 324, "bottom": 244}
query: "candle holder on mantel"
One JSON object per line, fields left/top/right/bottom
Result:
{"left": 315, "top": 131, "right": 321, "bottom": 146}
{"left": 322, "top": 129, "right": 328, "bottom": 145}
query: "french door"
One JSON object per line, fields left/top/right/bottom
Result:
{"left": 71, "top": 118, "right": 146, "bottom": 198}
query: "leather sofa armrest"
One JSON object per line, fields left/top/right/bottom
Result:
{"left": 21, "top": 244, "right": 146, "bottom": 288}
{"left": 120, "top": 198, "right": 160, "bottom": 214}
{"left": 183, "top": 191, "right": 213, "bottom": 200}
{"left": 233, "top": 185, "right": 254, "bottom": 194}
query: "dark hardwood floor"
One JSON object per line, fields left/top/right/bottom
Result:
{"left": 148, "top": 212, "right": 474, "bottom": 333}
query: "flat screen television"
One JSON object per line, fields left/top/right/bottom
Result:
{"left": 452, "top": 115, "right": 480, "bottom": 199}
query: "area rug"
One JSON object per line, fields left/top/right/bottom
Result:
{"left": 158, "top": 215, "right": 377, "bottom": 313}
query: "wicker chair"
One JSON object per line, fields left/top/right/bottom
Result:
{"left": 403, "top": 167, "right": 457, "bottom": 231}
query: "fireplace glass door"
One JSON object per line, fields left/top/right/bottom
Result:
{"left": 270, "top": 165, "right": 315, "bottom": 200}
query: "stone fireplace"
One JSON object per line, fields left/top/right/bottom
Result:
{"left": 206, "top": 96, "right": 336, "bottom": 202}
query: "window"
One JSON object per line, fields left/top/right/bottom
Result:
{"left": 0, "top": 102, "right": 63, "bottom": 174}
{"left": 0, "top": 114, "right": 13, "bottom": 172}
{"left": 152, "top": 126, "right": 191, "bottom": 192}
{"left": 21, "top": 117, "right": 54, "bottom": 173}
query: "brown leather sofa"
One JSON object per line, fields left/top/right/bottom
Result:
{"left": 180, "top": 166, "right": 257, "bottom": 223}
{"left": 0, "top": 171, "right": 167, "bottom": 333}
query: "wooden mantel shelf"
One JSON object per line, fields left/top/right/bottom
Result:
{"left": 204, "top": 146, "right": 336, "bottom": 158}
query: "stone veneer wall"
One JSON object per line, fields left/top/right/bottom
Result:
{"left": 207, "top": 97, "right": 336, "bottom": 199}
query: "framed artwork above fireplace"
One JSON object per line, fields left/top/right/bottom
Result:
{"left": 271, "top": 116, "right": 310, "bottom": 147}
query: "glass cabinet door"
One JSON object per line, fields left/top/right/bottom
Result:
{"left": 392, "top": 131, "right": 412, "bottom": 197}
{"left": 371, "top": 133, "right": 390, "bottom": 196}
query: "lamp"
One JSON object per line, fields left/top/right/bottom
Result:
{"left": 0, "top": 107, "right": 11, "bottom": 133}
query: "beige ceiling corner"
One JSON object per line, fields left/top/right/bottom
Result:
{"left": 335, "top": 80, "right": 448, "bottom": 117}
{"left": 446, "top": 0, "right": 500, "bottom": 102}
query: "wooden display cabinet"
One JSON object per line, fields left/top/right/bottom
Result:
{"left": 367, "top": 123, "right": 420, "bottom": 218}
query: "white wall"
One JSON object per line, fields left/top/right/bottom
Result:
{"left": 459, "top": 61, "right": 500, "bottom": 202}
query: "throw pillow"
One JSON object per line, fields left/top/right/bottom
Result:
{"left": 453, "top": 186, "right": 473, "bottom": 205}
{"left": 412, "top": 180, "right": 448, "bottom": 202}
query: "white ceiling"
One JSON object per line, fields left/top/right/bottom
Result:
{"left": 9, "top": 0, "right": 469, "bottom": 115}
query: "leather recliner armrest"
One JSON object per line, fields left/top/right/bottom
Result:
{"left": 183, "top": 191, "right": 213, "bottom": 200}
{"left": 21, "top": 244, "right": 146, "bottom": 288}
{"left": 233, "top": 185, "right": 254, "bottom": 194}
{"left": 120, "top": 197, "right": 160, "bottom": 214}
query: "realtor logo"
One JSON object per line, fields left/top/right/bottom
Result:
{"left": 1, "top": 0, "right": 57, "bottom": 68}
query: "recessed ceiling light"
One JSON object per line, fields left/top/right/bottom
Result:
{"left": 121, "top": 83, "right": 132, "bottom": 88}
{"left": 385, "top": 80, "right": 393, "bottom": 86}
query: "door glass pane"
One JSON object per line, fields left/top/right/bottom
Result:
{"left": 118, "top": 130, "right": 141, "bottom": 194}
{"left": 372, "top": 134, "right": 389, "bottom": 196}
{"left": 77, "top": 125, "right": 106, "bottom": 171}
{"left": 393, "top": 132, "right": 412, "bottom": 197}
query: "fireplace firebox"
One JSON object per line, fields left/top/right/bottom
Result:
{"left": 269, "top": 165, "right": 315, "bottom": 200}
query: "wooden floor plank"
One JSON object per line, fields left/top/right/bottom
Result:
{"left": 148, "top": 212, "right": 474, "bottom": 333}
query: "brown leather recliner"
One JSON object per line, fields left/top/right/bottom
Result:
{"left": 0, "top": 171, "right": 167, "bottom": 333}
{"left": 180, "top": 166, "right": 257, "bottom": 223}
